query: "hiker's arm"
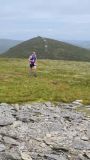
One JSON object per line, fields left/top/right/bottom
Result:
{"left": 28, "top": 56, "right": 32, "bottom": 63}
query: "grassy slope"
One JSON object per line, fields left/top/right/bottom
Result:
{"left": 1, "top": 37, "right": 90, "bottom": 61}
{"left": 0, "top": 58, "right": 90, "bottom": 104}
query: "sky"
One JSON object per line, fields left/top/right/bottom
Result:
{"left": 0, "top": 0, "right": 90, "bottom": 41}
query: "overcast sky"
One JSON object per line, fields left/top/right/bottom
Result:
{"left": 0, "top": 0, "right": 90, "bottom": 40}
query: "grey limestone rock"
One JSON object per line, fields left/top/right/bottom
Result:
{"left": 0, "top": 102, "right": 90, "bottom": 160}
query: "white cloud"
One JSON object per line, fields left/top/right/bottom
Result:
{"left": 0, "top": 0, "right": 90, "bottom": 40}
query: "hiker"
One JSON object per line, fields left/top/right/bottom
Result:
{"left": 28, "top": 51, "right": 37, "bottom": 76}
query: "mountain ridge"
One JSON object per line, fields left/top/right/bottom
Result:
{"left": 0, "top": 39, "right": 22, "bottom": 54}
{"left": 65, "top": 40, "right": 90, "bottom": 50}
{"left": 1, "top": 36, "right": 90, "bottom": 61}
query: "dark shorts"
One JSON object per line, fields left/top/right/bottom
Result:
{"left": 30, "top": 63, "right": 35, "bottom": 68}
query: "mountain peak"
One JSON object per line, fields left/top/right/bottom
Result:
{"left": 1, "top": 36, "right": 90, "bottom": 61}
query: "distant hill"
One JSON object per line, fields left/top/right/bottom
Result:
{"left": 1, "top": 36, "right": 90, "bottom": 61}
{"left": 65, "top": 40, "right": 90, "bottom": 50}
{"left": 0, "top": 39, "right": 22, "bottom": 54}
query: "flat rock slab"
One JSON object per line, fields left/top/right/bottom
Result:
{"left": 0, "top": 104, "right": 16, "bottom": 126}
{"left": 0, "top": 102, "right": 90, "bottom": 160}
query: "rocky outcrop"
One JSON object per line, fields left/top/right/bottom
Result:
{"left": 0, "top": 102, "right": 90, "bottom": 160}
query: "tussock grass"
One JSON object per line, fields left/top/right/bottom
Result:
{"left": 0, "top": 58, "right": 90, "bottom": 104}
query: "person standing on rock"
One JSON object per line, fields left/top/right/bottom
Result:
{"left": 28, "top": 51, "right": 37, "bottom": 77}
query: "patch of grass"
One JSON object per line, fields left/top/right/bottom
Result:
{"left": 0, "top": 58, "right": 90, "bottom": 104}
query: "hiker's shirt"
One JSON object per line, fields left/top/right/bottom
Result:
{"left": 29, "top": 54, "right": 37, "bottom": 66}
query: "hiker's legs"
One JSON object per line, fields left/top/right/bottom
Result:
{"left": 29, "top": 65, "right": 37, "bottom": 76}
{"left": 32, "top": 66, "right": 37, "bottom": 77}
{"left": 30, "top": 67, "right": 32, "bottom": 74}
{"left": 29, "top": 64, "right": 33, "bottom": 75}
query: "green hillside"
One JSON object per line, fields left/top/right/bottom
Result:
{"left": 1, "top": 36, "right": 90, "bottom": 61}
